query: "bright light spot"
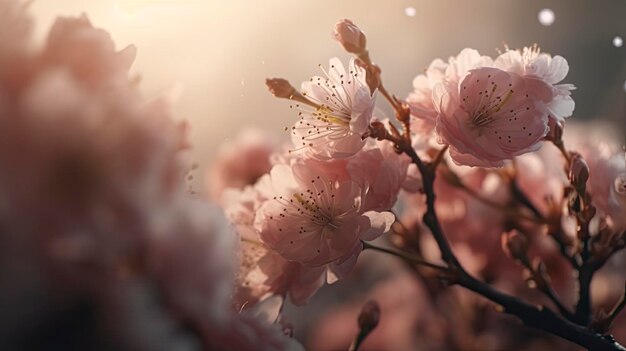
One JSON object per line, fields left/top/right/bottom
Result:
{"left": 538, "top": 8, "right": 555, "bottom": 26}
{"left": 405, "top": 7, "right": 417, "bottom": 17}
{"left": 623, "top": 80, "right": 626, "bottom": 93}
{"left": 613, "top": 36, "right": 623, "bottom": 48}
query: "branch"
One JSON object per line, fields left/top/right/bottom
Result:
{"left": 362, "top": 241, "right": 449, "bottom": 273}
{"left": 387, "top": 137, "right": 626, "bottom": 351}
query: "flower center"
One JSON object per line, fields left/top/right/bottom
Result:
{"left": 470, "top": 83, "right": 514, "bottom": 128}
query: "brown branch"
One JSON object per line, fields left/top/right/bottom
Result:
{"left": 379, "top": 134, "right": 626, "bottom": 351}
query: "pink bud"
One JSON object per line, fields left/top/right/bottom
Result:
{"left": 333, "top": 19, "right": 367, "bottom": 55}
{"left": 357, "top": 300, "right": 380, "bottom": 333}
{"left": 265, "top": 78, "right": 295, "bottom": 99}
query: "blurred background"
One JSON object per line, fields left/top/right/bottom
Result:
{"left": 30, "top": 0, "right": 626, "bottom": 194}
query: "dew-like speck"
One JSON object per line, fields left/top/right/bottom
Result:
{"left": 405, "top": 7, "right": 417, "bottom": 17}
{"left": 613, "top": 36, "right": 623, "bottom": 48}
{"left": 538, "top": 8, "right": 555, "bottom": 26}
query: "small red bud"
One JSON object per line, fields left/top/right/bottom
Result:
{"left": 265, "top": 78, "right": 296, "bottom": 99}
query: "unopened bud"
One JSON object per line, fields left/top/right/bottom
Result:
{"left": 501, "top": 231, "right": 529, "bottom": 264}
{"left": 265, "top": 78, "right": 296, "bottom": 99}
{"left": 569, "top": 153, "right": 589, "bottom": 193}
{"left": 357, "top": 300, "right": 380, "bottom": 334}
{"left": 333, "top": 19, "right": 367, "bottom": 55}
{"left": 544, "top": 117, "right": 564, "bottom": 143}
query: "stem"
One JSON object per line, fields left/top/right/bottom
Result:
{"left": 348, "top": 329, "right": 369, "bottom": 351}
{"left": 382, "top": 136, "right": 626, "bottom": 351}
{"left": 377, "top": 83, "right": 400, "bottom": 111}
{"left": 457, "top": 273, "right": 626, "bottom": 351}
{"left": 362, "top": 241, "right": 449, "bottom": 272}
{"left": 458, "top": 183, "right": 543, "bottom": 224}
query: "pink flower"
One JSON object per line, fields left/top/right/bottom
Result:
{"left": 148, "top": 199, "right": 237, "bottom": 325}
{"left": 347, "top": 138, "right": 411, "bottom": 211}
{"left": 434, "top": 66, "right": 549, "bottom": 167}
{"left": 494, "top": 46, "right": 575, "bottom": 122}
{"left": 0, "top": 0, "right": 32, "bottom": 65}
{"left": 407, "top": 49, "right": 492, "bottom": 138}
{"left": 588, "top": 151, "right": 626, "bottom": 232}
{"left": 254, "top": 158, "right": 394, "bottom": 281}
{"left": 407, "top": 58, "right": 447, "bottom": 135}
{"left": 0, "top": 70, "right": 187, "bottom": 241}
{"left": 208, "top": 128, "right": 278, "bottom": 199}
{"left": 289, "top": 58, "right": 376, "bottom": 160}
{"left": 333, "top": 19, "right": 366, "bottom": 55}
{"left": 40, "top": 14, "right": 137, "bottom": 88}
{"left": 222, "top": 181, "right": 326, "bottom": 307}
{"left": 257, "top": 251, "right": 326, "bottom": 306}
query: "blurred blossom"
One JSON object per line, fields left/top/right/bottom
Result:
{"left": 538, "top": 8, "right": 555, "bottom": 26}
{"left": 0, "top": 4, "right": 302, "bottom": 350}
{"left": 0, "top": 0, "right": 32, "bottom": 66}
{"left": 207, "top": 128, "right": 279, "bottom": 199}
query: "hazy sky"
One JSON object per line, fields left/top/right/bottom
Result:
{"left": 30, "top": 0, "right": 626, "bottom": 189}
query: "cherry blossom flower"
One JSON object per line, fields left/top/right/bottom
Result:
{"left": 254, "top": 158, "right": 394, "bottom": 282}
{"left": 407, "top": 49, "right": 492, "bottom": 139}
{"left": 0, "top": 0, "right": 32, "bottom": 66}
{"left": 288, "top": 58, "right": 376, "bottom": 160}
{"left": 208, "top": 128, "right": 278, "bottom": 199}
{"left": 40, "top": 14, "right": 137, "bottom": 89}
{"left": 495, "top": 46, "right": 575, "bottom": 122}
{"left": 347, "top": 138, "right": 411, "bottom": 211}
{"left": 407, "top": 58, "right": 447, "bottom": 136}
{"left": 221, "top": 181, "right": 327, "bottom": 308}
{"left": 434, "top": 67, "right": 550, "bottom": 167}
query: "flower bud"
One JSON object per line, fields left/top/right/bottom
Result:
{"left": 544, "top": 117, "right": 564, "bottom": 143}
{"left": 265, "top": 78, "right": 296, "bottom": 99}
{"left": 333, "top": 19, "right": 367, "bottom": 55}
{"left": 569, "top": 153, "right": 589, "bottom": 193}
{"left": 501, "top": 231, "right": 529, "bottom": 264}
{"left": 357, "top": 300, "right": 380, "bottom": 334}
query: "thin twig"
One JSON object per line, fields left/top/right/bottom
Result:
{"left": 362, "top": 241, "right": 449, "bottom": 272}
{"left": 375, "top": 133, "right": 626, "bottom": 350}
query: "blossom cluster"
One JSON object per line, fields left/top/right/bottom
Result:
{"left": 1, "top": 1, "right": 624, "bottom": 349}
{"left": 0, "top": 1, "right": 301, "bottom": 350}
{"left": 216, "top": 18, "right": 625, "bottom": 351}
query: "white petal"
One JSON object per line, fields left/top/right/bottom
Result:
{"left": 360, "top": 211, "right": 395, "bottom": 241}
